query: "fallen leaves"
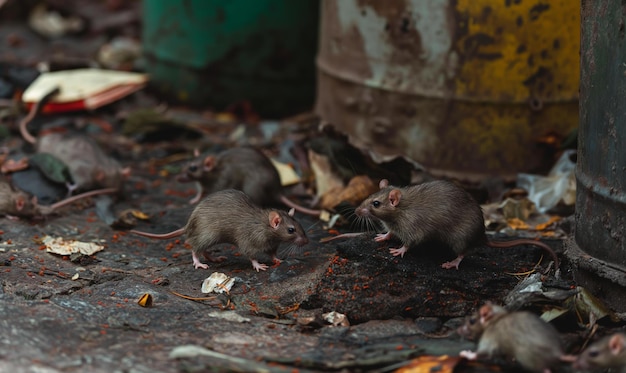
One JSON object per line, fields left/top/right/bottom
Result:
{"left": 43, "top": 235, "right": 104, "bottom": 256}
{"left": 395, "top": 355, "right": 461, "bottom": 373}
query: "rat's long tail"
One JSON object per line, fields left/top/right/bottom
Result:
{"left": 130, "top": 228, "right": 185, "bottom": 240}
{"left": 487, "top": 239, "right": 559, "bottom": 270}
{"left": 280, "top": 195, "right": 321, "bottom": 217}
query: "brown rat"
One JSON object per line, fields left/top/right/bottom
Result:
{"left": 458, "top": 302, "right": 575, "bottom": 373}
{"left": 574, "top": 333, "right": 626, "bottom": 372}
{"left": 176, "top": 147, "right": 320, "bottom": 216}
{"left": 19, "top": 87, "right": 128, "bottom": 193}
{"left": 130, "top": 189, "right": 309, "bottom": 271}
{"left": 0, "top": 179, "right": 117, "bottom": 218}
{"left": 354, "top": 179, "right": 559, "bottom": 270}
{"left": 457, "top": 302, "right": 508, "bottom": 341}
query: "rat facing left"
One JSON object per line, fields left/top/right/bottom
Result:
{"left": 355, "top": 179, "right": 559, "bottom": 270}
{"left": 574, "top": 332, "right": 626, "bottom": 372}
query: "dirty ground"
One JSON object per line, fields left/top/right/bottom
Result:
{"left": 1, "top": 141, "right": 572, "bottom": 372}
{"left": 0, "top": 2, "right": 621, "bottom": 373}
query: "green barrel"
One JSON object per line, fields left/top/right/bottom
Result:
{"left": 142, "top": 0, "right": 319, "bottom": 116}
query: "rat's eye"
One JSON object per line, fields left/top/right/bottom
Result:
{"left": 372, "top": 201, "right": 381, "bottom": 208}
{"left": 188, "top": 165, "right": 198, "bottom": 172}
{"left": 469, "top": 317, "right": 477, "bottom": 325}
{"left": 588, "top": 350, "right": 599, "bottom": 358}
{"left": 288, "top": 227, "right": 296, "bottom": 234}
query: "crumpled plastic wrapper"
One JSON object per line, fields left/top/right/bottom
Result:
{"left": 517, "top": 150, "right": 576, "bottom": 213}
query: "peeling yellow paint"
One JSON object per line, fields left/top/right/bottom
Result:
{"left": 455, "top": 0, "right": 580, "bottom": 102}
{"left": 316, "top": 0, "right": 580, "bottom": 179}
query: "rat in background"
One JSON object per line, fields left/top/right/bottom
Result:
{"left": 458, "top": 302, "right": 576, "bottom": 373}
{"left": 130, "top": 189, "right": 309, "bottom": 271}
{"left": 176, "top": 147, "right": 321, "bottom": 216}
{"left": 349, "top": 179, "right": 559, "bottom": 270}
{"left": 574, "top": 332, "right": 626, "bottom": 372}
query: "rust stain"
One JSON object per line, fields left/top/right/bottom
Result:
{"left": 454, "top": 0, "right": 580, "bottom": 103}
{"left": 316, "top": 0, "right": 580, "bottom": 179}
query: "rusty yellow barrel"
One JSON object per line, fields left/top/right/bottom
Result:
{"left": 315, "top": 0, "right": 579, "bottom": 180}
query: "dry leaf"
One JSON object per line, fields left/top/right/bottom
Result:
{"left": 507, "top": 218, "right": 530, "bottom": 230}
{"left": 43, "top": 235, "right": 104, "bottom": 256}
{"left": 129, "top": 210, "right": 150, "bottom": 220}
{"left": 309, "top": 149, "right": 344, "bottom": 198}
{"left": 1, "top": 158, "right": 29, "bottom": 173}
{"left": 270, "top": 159, "right": 301, "bottom": 186}
{"left": 215, "top": 112, "right": 236, "bottom": 123}
{"left": 138, "top": 293, "right": 153, "bottom": 307}
{"left": 534, "top": 216, "right": 561, "bottom": 231}
{"left": 320, "top": 175, "right": 378, "bottom": 210}
{"left": 395, "top": 355, "right": 461, "bottom": 373}
{"left": 498, "top": 197, "right": 536, "bottom": 220}
{"left": 322, "top": 311, "right": 349, "bottom": 327}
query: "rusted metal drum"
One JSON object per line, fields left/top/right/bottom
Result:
{"left": 576, "top": 1, "right": 626, "bottom": 266}
{"left": 315, "top": 0, "right": 580, "bottom": 180}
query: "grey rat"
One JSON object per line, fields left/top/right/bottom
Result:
{"left": 19, "top": 87, "right": 128, "bottom": 193}
{"left": 0, "top": 179, "right": 117, "bottom": 218}
{"left": 176, "top": 147, "right": 320, "bottom": 216}
{"left": 130, "top": 189, "right": 309, "bottom": 271}
{"left": 354, "top": 179, "right": 559, "bottom": 270}
{"left": 458, "top": 302, "right": 576, "bottom": 373}
{"left": 574, "top": 333, "right": 626, "bottom": 372}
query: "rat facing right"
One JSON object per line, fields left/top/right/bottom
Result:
{"left": 355, "top": 179, "right": 559, "bottom": 270}
{"left": 130, "top": 189, "right": 309, "bottom": 271}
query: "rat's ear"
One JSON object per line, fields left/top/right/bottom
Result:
{"left": 16, "top": 196, "right": 25, "bottom": 211}
{"left": 609, "top": 334, "right": 626, "bottom": 355}
{"left": 379, "top": 179, "right": 389, "bottom": 189}
{"left": 388, "top": 189, "right": 402, "bottom": 207}
{"left": 121, "top": 167, "right": 131, "bottom": 178}
{"left": 193, "top": 148, "right": 200, "bottom": 157}
{"left": 95, "top": 169, "right": 105, "bottom": 182}
{"left": 268, "top": 211, "right": 282, "bottom": 229}
{"left": 479, "top": 303, "right": 493, "bottom": 324}
{"left": 288, "top": 208, "right": 295, "bottom": 217}
{"left": 203, "top": 156, "right": 216, "bottom": 171}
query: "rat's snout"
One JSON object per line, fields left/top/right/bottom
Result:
{"left": 295, "top": 236, "right": 309, "bottom": 246}
{"left": 572, "top": 359, "right": 588, "bottom": 370}
{"left": 355, "top": 207, "right": 369, "bottom": 217}
{"left": 176, "top": 173, "right": 191, "bottom": 183}
{"left": 456, "top": 325, "right": 469, "bottom": 338}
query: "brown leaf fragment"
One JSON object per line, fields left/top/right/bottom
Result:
{"left": 320, "top": 175, "right": 378, "bottom": 210}
{"left": 395, "top": 355, "right": 461, "bottom": 373}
